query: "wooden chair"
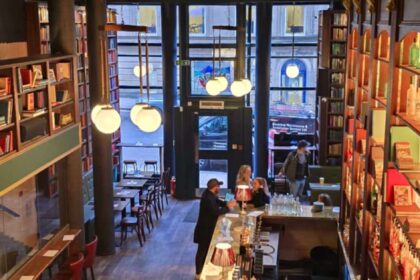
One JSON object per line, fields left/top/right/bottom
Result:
{"left": 53, "top": 253, "right": 85, "bottom": 280}
{"left": 120, "top": 208, "right": 146, "bottom": 247}
{"left": 132, "top": 187, "right": 156, "bottom": 232}
{"left": 83, "top": 235, "right": 98, "bottom": 280}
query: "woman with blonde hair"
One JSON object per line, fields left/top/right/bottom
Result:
{"left": 252, "top": 177, "right": 271, "bottom": 207}
{"left": 236, "top": 164, "right": 252, "bottom": 189}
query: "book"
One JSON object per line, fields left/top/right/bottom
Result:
{"left": 393, "top": 185, "right": 412, "bottom": 206}
{"left": 0, "top": 77, "right": 12, "bottom": 95}
{"left": 0, "top": 100, "right": 13, "bottom": 124}
{"left": 395, "top": 142, "right": 414, "bottom": 170}
{"left": 55, "top": 63, "right": 71, "bottom": 81}
{"left": 35, "top": 91, "right": 45, "bottom": 108}
{"left": 0, "top": 130, "right": 13, "bottom": 155}
{"left": 20, "top": 69, "right": 33, "bottom": 90}
{"left": 25, "top": 93, "right": 35, "bottom": 111}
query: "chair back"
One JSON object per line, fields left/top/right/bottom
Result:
{"left": 83, "top": 235, "right": 98, "bottom": 268}
{"left": 69, "top": 253, "right": 85, "bottom": 280}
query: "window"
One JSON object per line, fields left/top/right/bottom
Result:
{"left": 189, "top": 6, "right": 206, "bottom": 35}
{"left": 191, "top": 60, "right": 234, "bottom": 96}
{"left": 138, "top": 6, "right": 158, "bottom": 35}
{"left": 285, "top": 6, "right": 304, "bottom": 34}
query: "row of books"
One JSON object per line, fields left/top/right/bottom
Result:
{"left": 75, "top": 25, "right": 87, "bottom": 38}
{"left": 328, "top": 130, "right": 343, "bottom": 142}
{"left": 330, "top": 101, "right": 344, "bottom": 113}
{"left": 0, "top": 77, "right": 12, "bottom": 95}
{"left": 328, "top": 143, "right": 342, "bottom": 156}
{"left": 83, "top": 156, "right": 93, "bottom": 172}
{"left": 0, "top": 100, "right": 13, "bottom": 126}
{"left": 76, "top": 38, "right": 87, "bottom": 54}
{"left": 332, "top": 43, "right": 346, "bottom": 56}
{"left": 109, "top": 64, "right": 118, "bottom": 76}
{"left": 40, "top": 26, "right": 49, "bottom": 42}
{"left": 38, "top": 5, "right": 49, "bottom": 23}
{"left": 77, "top": 71, "right": 86, "bottom": 83}
{"left": 331, "top": 73, "right": 344, "bottom": 84}
{"left": 41, "top": 44, "right": 50, "bottom": 55}
{"left": 0, "top": 131, "right": 13, "bottom": 156}
{"left": 332, "top": 28, "right": 347, "bottom": 41}
{"left": 108, "top": 38, "right": 117, "bottom": 49}
{"left": 110, "top": 89, "right": 119, "bottom": 103}
{"left": 331, "top": 58, "right": 345, "bottom": 70}
{"left": 52, "top": 112, "right": 73, "bottom": 130}
{"left": 78, "top": 85, "right": 89, "bottom": 100}
{"left": 22, "top": 91, "right": 47, "bottom": 118}
{"left": 110, "top": 77, "right": 118, "bottom": 89}
{"left": 108, "top": 51, "right": 117, "bottom": 64}
{"left": 333, "top": 13, "right": 347, "bottom": 26}
{"left": 51, "top": 88, "right": 71, "bottom": 106}
{"left": 329, "top": 115, "right": 344, "bottom": 127}
{"left": 107, "top": 9, "right": 117, "bottom": 24}
{"left": 331, "top": 88, "right": 344, "bottom": 99}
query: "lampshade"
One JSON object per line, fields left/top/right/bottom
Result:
{"left": 206, "top": 78, "right": 222, "bottom": 96}
{"left": 135, "top": 106, "right": 162, "bottom": 133}
{"left": 286, "top": 63, "right": 299, "bottom": 78}
{"left": 211, "top": 243, "right": 235, "bottom": 267}
{"left": 235, "top": 185, "right": 252, "bottom": 202}
{"left": 215, "top": 75, "right": 228, "bottom": 92}
{"left": 91, "top": 104, "right": 107, "bottom": 125}
{"left": 231, "top": 80, "right": 247, "bottom": 97}
{"left": 93, "top": 106, "right": 121, "bottom": 134}
{"left": 133, "top": 64, "right": 153, "bottom": 78}
{"left": 130, "top": 102, "right": 148, "bottom": 125}
{"left": 241, "top": 79, "right": 252, "bottom": 94}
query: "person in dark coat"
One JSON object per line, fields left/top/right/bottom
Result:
{"left": 252, "top": 177, "right": 271, "bottom": 208}
{"left": 279, "top": 140, "right": 311, "bottom": 198}
{"left": 194, "top": 178, "right": 236, "bottom": 279}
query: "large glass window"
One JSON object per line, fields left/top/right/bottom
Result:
{"left": 191, "top": 60, "right": 235, "bottom": 96}
{"left": 199, "top": 116, "right": 228, "bottom": 150}
{"left": 138, "top": 6, "right": 158, "bottom": 35}
{"left": 285, "top": 6, "right": 304, "bottom": 34}
{"left": 189, "top": 6, "right": 206, "bottom": 35}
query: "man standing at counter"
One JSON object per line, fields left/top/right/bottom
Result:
{"left": 194, "top": 178, "right": 236, "bottom": 279}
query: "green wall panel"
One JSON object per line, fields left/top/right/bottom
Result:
{"left": 0, "top": 126, "right": 80, "bottom": 191}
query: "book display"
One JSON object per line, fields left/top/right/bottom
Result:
{"left": 25, "top": 2, "right": 50, "bottom": 55}
{"left": 0, "top": 55, "right": 77, "bottom": 160}
{"left": 316, "top": 10, "right": 348, "bottom": 166}
{"left": 339, "top": 0, "right": 420, "bottom": 279}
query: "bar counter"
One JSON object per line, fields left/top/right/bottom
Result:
{"left": 200, "top": 205, "right": 339, "bottom": 279}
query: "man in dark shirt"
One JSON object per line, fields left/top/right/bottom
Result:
{"left": 194, "top": 178, "right": 236, "bottom": 279}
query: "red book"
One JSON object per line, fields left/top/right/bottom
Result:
{"left": 36, "top": 92, "right": 45, "bottom": 108}
{"left": 26, "top": 93, "right": 35, "bottom": 111}
{"left": 20, "top": 69, "right": 33, "bottom": 88}
{"left": 0, "top": 77, "right": 11, "bottom": 95}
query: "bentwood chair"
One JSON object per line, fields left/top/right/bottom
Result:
{"left": 53, "top": 253, "right": 85, "bottom": 280}
{"left": 83, "top": 235, "right": 98, "bottom": 280}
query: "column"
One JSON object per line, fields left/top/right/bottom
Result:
{"left": 161, "top": 3, "right": 177, "bottom": 176}
{"left": 86, "top": 0, "right": 116, "bottom": 256}
{"left": 254, "top": 3, "right": 272, "bottom": 178}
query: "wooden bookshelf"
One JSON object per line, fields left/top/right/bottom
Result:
{"left": 316, "top": 10, "right": 348, "bottom": 166}
{"left": 107, "top": 8, "right": 121, "bottom": 182}
{"left": 0, "top": 54, "right": 78, "bottom": 161}
{"left": 339, "top": 0, "right": 420, "bottom": 279}
{"left": 25, "top": 2, "right": 50, "bottom": 56}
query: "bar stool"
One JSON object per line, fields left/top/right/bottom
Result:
{"left": 143, "top": 160, "right": 158, "bottom": 174}
{"left": 123, "top": 160, "right": 138, "bottom": 176}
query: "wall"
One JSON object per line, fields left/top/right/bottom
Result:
{"left": 0, "top": 0, "right": 26, "bottom": 43}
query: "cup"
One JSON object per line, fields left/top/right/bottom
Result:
{"left": 319, "top": 177, "right": 325, "bottom": 184}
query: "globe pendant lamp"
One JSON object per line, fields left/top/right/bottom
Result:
{"left": 286, "top": 2, "right": 300, "bottom": 79}
{"left": 130, "top": 32, "right": 148, "bottom": 124}
{"left": 231, "top": 80, "right": 247, "bottom": 97}
{"left": 92, "top": 32, "right": 121, "bottom": 134}
{"left": 213, "top": 31, "right": 228, "bottom": 92}
{"left": 205, "top": 34, "right": 221, "bottom": 96}
{"left": 134, "top": 37, "right": 162, "bottom": 133}
{"left": 241, "top": 78, "right": 252, "bottom": 94}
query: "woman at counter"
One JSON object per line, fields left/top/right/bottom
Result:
{"left": 251, "top": 177, "right": 270, "bottom": 208}
{"left": 236, "top": 164, "right": 253, "bottom": 189}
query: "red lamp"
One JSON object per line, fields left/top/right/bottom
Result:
{"left": 211, "top": 242, "right": 235, "bottom": 279}
{"left": 235, "top": 185, "right": 252, "bottom": 215}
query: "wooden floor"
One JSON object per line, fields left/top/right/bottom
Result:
{"left": 94, "top": 198, "right": 198, "bottom": 280}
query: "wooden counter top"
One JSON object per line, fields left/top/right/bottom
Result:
{"left": 10, "top": 225, "right": 81, "bottom": 280}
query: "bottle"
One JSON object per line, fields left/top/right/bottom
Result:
{"left": 407, "top": 76, "right": 416, "bottom": 116}
{"left": 409, "top": 38, "right": 418, "bottom": 67}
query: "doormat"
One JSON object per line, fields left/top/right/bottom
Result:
{"left": 183, "top": 201, "right": 200, "bottom": 223}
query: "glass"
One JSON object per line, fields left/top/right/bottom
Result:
{"left": 285, "top": 6, "right": 304, "bottom": 34}
{"left": 190, "top": 60, "right": 235, "bottom": 96}
{"left": 138, "top": 6, "right": 158, "bottom": 35}
{"left": 199, "top": 159, "right": 228, "bottom": 189}
{"left": 121, "top": 146, "right": 161, "bottom": 174}
{"left": 199, "top": 116, "right": 228, "bottom": 151}
{"left": 270, "top": 57, "right": 318, "bottom": 88}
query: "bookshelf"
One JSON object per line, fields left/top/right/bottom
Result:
{"left": 0, "top": 54, "right": 78, "bottom": 161}
{"left": 316, "top": 10, "right": 348, "bottom": 166}
{"left": 339, "top": 0, "right": 420, "bottom": 279}
{"left": 25, "top": 2, "right": 50, "bottom": 56}
{"left": 107, "top": 8, "right": 121, "bottom": 182}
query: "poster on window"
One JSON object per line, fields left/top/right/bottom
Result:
{"left": 189, "top": 6, "right": 206, "bottom": 34}
{"left": 191, "top": 61, "right": 234, "bottom": 95}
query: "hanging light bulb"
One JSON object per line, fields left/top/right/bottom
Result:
{"left": 91, "top": 104, "right": 107, "bottom": 124}
{"left": 231, "top": 80, "right": 247, "bottom": 97}
{"left": 241, "top": 78, "right": 252, "bottom": 94}
{"left": 206, "top": 78, "right": 222, "bottom": 96}
{"left": 286, "top": 63, "right": 300, "bottom": 78}
{"left": 133, "top": 64, "right": 153, "bottom": 78}
{"left": 94, "top": 105, "right": 121, "bottom": 134}
{"left": 135, "top": 106, "right": 162, "bottom": 133}
{"left": 130, "top": 102, "right": 148, "bottom": 124}
{"left": 215, "top": 75, "right": 228, "bottom": 92}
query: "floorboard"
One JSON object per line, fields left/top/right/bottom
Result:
{"left": 94, "top": 198, "right": 198, "bottom": 280}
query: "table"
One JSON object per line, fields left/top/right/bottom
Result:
{"left": 113, "top": 200, "right": 129, "bottom": 218}
{"left": 124, "top": 171, "right": 155, "bottom": 180}
{"left": 10, "top": 225, "right": 81, "bottom": 280}
{"left": 117, "top": 179, "right": 148, "bottom": 190}
{"left": 113, "top": 188, "right": 139, "bottom": 208}
{"left": 309, "top": 182, "right": 341, "bottom": 206}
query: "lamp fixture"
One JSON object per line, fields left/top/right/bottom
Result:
{"left": 92, "top": 31, "right": 121, "bottom": 134}
{"left": 214, "top": 30, "right": 228, "bottom": 92}
{"left": 286, "top": 2, "right": 300, "bottom": 79}
{"left": 205, "top": 34, "right": 222, "bottom": 96}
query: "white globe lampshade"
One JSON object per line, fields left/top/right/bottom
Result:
{"left": 91, "top": 104, "right": 107, "bottom": 125}
{"left": 206, "top": 78, "right": 222, "bottom": 96}
{"left": 135, "top": 106, "right": 162, "bottom": 133}
{"left": 94, "top": 106, "right": 121, "bottom": 134}
{"left": 231, "top": 80, "right": 247, "bottom": 97}
{"left": 130, "top": 102, "right": 148, "bottom": 125}
{"left": 241, "top": 79, "right": 252, "bottom": 94}
{"left": 215, "top": 75, "right": 228, "bottom": 92}
{"left": 285, "top": 63, "right": 299, "bottom": 79}
{"left": 133, "top": 64, "right": 153, "bottom": 78}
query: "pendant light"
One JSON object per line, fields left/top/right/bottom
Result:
{"left": 206, "top": 33, "right": 222, "bottom": 96}
{"left": 92, "top": 32, "right": 121, "bottom": 134}
{"left": 214, "top": 30, "right": 228, "bottom": 92}
{"left": 130, "top": 32, "right": 149, "bottom": 125}
{"left": 286, "top": 2, "right": 300, "bottom": 79}
{"left": 135, "top": 37, "right": 162, "bottom": 132}
{"left": 132, "top": 4, "right": 152, "bottom": 78}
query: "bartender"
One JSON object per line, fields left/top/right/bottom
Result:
{"left": 194, "top": 178, "right": 236, "bottom": 279}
